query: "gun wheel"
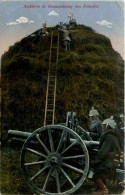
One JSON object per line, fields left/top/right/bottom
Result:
{"left": 21, "top": 125, "right": 89, "bottom": 195}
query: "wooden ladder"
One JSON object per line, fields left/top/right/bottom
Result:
{"left": 44, "top": 31, "right": 59, "bottom": 126}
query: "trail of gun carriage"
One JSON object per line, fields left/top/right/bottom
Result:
{"left": 1, "top": 17, "right": 124, "bottom": 195}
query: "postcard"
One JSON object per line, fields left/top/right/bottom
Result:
{"left": 0, "top": 0, "right": 124, "bottom": 194}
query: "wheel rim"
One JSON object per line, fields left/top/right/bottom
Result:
{"left": 21, "top": 125, "right": 89, "bottom": 195}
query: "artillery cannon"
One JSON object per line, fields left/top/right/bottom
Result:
{"left": 8, "top": 112, "right": 124, "bottom": 194}
{"left": 8, "top": 112, "right": 100, "bottom": 195}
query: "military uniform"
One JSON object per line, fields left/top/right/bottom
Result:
{"left": 58, "top": 27, "right": 71, "bottom": 50}
{"left": 89, "top": 107, "right": 102, "bottom": 141}
{"left": 89, "top": 119, "right": 102, "bottom": 141}
{"left": 92, "top": 116, "right": 123, "bottom": 194}
{"left": 93, "top": 129, "right": 122, "bottom": 180}
{"left": 118, "top": 114, "right": 124, "bottom": 152}
{"left": 69, "top": 18, "right": 76, "bottom": 30}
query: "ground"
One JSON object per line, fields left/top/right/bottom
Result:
{"left": 1, "top": 145, "right": 123, "bottom": 195}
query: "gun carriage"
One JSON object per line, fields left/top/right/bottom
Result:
{"left": 8, "top": 111, "right": 100, "bottom": 195}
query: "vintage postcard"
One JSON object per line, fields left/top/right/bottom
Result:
{"left": 0, "top": 0, "right": 124, "bottom": 194}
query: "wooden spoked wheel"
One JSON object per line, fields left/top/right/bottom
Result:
{"left": 21, "top": 125, "right": 89, "bottom": 195}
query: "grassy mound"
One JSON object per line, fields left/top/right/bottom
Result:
{"left": 1, "top": 25, "right": 124, "bottom": 140}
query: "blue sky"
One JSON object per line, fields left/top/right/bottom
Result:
{"left": 0, "top": 1, "right": 124, "bottom": 60}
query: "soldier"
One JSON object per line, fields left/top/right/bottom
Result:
{"left": 89, "top": 107, "right": 102, "bottom": 141}
{"left": 93, "top": 116, "right": 123, "bottom": 194}
{"left": 58, "top": 25, "right": 71, "bottom": 51}
{"left": 67, "top": 13, "right": 77, "bottom": 30}
{"left": 119, "top": 113, "right": 124, "bottom": 129}
{"left": 69, "top": 18, "right": 77, "bottom": 30}
{"left": 37, "top": 22, "right": 49, "bottom": 36}
{"left": 68, "top": 13, "right": 73, "bottom": 20}
{"left": 118, "top": 113, "right": 124, "bottom": 152}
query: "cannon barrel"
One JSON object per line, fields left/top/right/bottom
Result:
{"left": 70, "top": 138, "right": 99, "bottom": 148}
{"left": 8, "top": 130, "right": 99, "bottom": 148}
{"left": 8, "top": 130, "right": 32, "bottom": 143}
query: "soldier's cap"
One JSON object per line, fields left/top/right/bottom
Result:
{"left": 89, "top": 107, "right": 99, "bottom": 117}
{"left": 120, "top": 113, "right": 124, "bottom": 118}
{"left": 102, "top": 116, "right": 116, "bottom": 129}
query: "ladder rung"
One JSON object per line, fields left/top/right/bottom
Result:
{"left": 48, "top": 90, "right": 55, "bottom": 92}
{"left": 48, "top": 92, "right": 55, "bottom": 94}
{"left": 47, "top": 110, "right": 54, "bottom": 112}
{"left": 51, "top": 47, "right": 58, "bottom": 49}
{"left": 47, "top": 89, "right": 54, "bottom": 93}
{"left": 48, "top": 106, "right": 54, "bottom": 108}
{"left": 48, "top": 95, "right": 54, "bottom": 97}
{"left": 48, "top": 94, "right": 54, "bottom": 96}
{"left": 49, "top": 82, "right": 55, "bottom": 84}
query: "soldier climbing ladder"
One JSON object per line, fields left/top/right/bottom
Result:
{"left": 44, "top": 31, "right": 59, "bottom": 126}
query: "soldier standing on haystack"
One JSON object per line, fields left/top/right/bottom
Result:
{"left": 92, "top": 116, "right": 123, "bottom": 195}
{"left": 68, "top": 13, "right": 77, "bottom": 30}
{"left": 88, "top": 107, "right": 102, "bottom": 141}
{"left": 37, "top": 22, "right": 49, "bottom": 36}
{"left": 58, "top": 25, "right": 71, "bottom": 51}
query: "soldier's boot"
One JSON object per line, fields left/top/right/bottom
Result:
{"left": 94, "top": 178, "right": 108, "bottom": 195}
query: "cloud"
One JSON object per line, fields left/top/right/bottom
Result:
{"left": 29, "top": 20, "right": 34, "bottom": 23}
{"left": 7, "top": 22, "right": 18, "bottom": 26}
{"left": 96, "top": 20, "right": 112, "bottom": 28}
{"left": 48, "top": 10, "right": 59, "bottom": 16}
{"left": 16, "top": 17, "right": 28, "bottom": 24}
{"left": 6, "top": 17, "right": 34, "bottom": 26}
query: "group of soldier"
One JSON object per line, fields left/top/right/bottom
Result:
{"left": 57, "top": 13, "right": 76, "bottom": 51}
{"left": 88, "top": 107, "right": 124, "bottom": 194}
{"left": 33, "top": 13, "right": 76, "bottom": 51}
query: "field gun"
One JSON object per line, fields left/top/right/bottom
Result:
{"left": 8, "top": 112, "right": 124, "bottom": 195}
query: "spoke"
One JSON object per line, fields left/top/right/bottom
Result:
{"left": 62, "top": 162, "right": 83, "bottom": 174}
{"left": 24, "top": 161, "right": 45, "bottom": 166}
{"left": 62, "top": 155, "right": 85, "bottom": 160}
{"left": 55, "top": 168, "right": 61, "bottom": 193}
{"left": 42, "top": 168, "right": 53, "bottom": 190}
{"left": 26, "top": 148, "right": 47, "bottom": 158}
{"left": 48, "top": 128, "right": 55, "bottom": 152}
{"left": 61, "top": 141, "right": 77, "bottom": 155}
{"left": 36, "top": 134, "right": 50, "bottom": 154}
{"left": 56, "top": 131, "right": 66, "bottom": 152}
{"left": 60, "top": 167, "right": 75, "bottom": 187}
{"left": 31, "top": 165, "right": 48, "bottom": 181}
